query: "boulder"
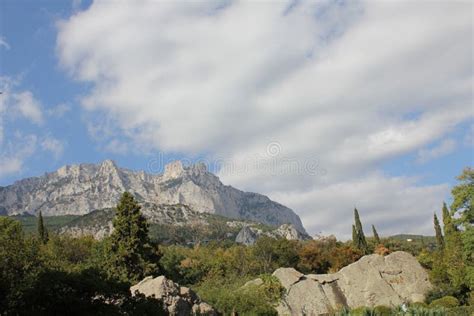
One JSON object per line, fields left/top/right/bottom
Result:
{"left": 235, "top": 226, "right": 258, "bottom": 245}
{"left": 270, "top": 251, "right": 432, "bottom": 315}
{"left": 131, "top": 275, "right": 216, "bottom": 315}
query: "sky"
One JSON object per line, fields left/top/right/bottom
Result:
{"left": 0, "top": 0, "right": 472, "bottom": 238}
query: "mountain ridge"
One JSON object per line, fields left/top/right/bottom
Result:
{"left": 0, "top": 160, "right": 307, "bottom": 233}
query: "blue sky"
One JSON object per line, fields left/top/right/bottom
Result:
{"left": 0, "top": 0, "right": 472, "bottom": 237}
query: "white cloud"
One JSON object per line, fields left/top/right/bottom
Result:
{"left": 0, "top": 133, "right": 37, "bottom": 179}
{"left": 41, "top": 136, "right": 65, "bottom": 159}
{"left": 0, "top": 36, "right": 10, "bottom": 50}
{"left": 12, "top": 91, "right": 44, "bottom": 124}
{"left": 416, "top": 139, "right": 457, "bottom": 164}
{"left": 47, "top": 103, "right": 72, "bottom": 118}
{"left": 57, "top": 0, "right": 473, "bottom": 236}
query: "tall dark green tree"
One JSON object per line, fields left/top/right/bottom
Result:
{"left": 442, "top": 202, "right": 456, "bottom": 237}
{"left": 433, "top": 213, "right": 444, "bottom": 250}
{"left": 353, "top": 209, "right": 368, "bottom": 254}
{"left": 37, "top": 211, "right": 48, "bottom": 244}
{"left": 352, "top": 225, "right": 358, "bottom": 248}
{"left": 371, "top": 224, "right": 381, "bottom": 245}
{"left": 108, "top": 192, "right": 159, "bottom": 283}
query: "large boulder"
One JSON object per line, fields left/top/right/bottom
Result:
{"left": 272, "top": 251, "right": 432, "bottom": 315}
{"left": 131, "top": 276, "right": 216, "bottom": 315}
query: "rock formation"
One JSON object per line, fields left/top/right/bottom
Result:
{"left": 0, "top": 160, "right": 306, "bottom": 233}
{"left": 264, "top": 252, "right": 432, "bottom": 315}
{"left": 235, "top": 223, "right": 310, "bottom": 245}
{"left": 130, "top": 275, "right": 216, "bottom": 315}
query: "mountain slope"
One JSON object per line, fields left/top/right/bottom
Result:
{"left": 0, "top": 160, "right": 307, "bottom": 233}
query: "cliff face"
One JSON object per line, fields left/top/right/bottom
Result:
{"left": 0, "top": 160, "right": 307, "bottom": 233}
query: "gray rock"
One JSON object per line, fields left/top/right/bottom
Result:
{"left": 235, "top": 226, "right": 259, "bottom": 245}
{"left": 271, "top": 252, "right": 432, "bottom": 315}
{"left": 235, "top": 223, "right": 311, "bottom": 245}
{"left": 131, "top": 275, "right": 216, "bottom": 315}
{"left": 0, "top": 160, "right": 307, "bottom": 234}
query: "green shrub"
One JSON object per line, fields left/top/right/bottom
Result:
{"left": 349, "top": 306, "right": 375, "bottom": 316}
{"left": 429, "top": 296, "right": 459, "bottom": 308}
{"left": 373, "top": 305, "right": 392, "bottom": 315}
{"left": 445, "top": 306, "right": 474, "bottom": 316}
{"left": 409, "top": 301, "right": 428, "bottom": 308}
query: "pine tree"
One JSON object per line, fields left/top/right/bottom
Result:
{"left": 433, "top": 213, "right": 444, "bottom": 250}
{"left": 372, "top": 224, "right": 381, "bottom": 245}
{"left": 37, "top": 211, "right": 48, "bottom": 244}
{"left": 354, "top": 208, "right": 368, "bottom": 254}
{"left": 108, "top": 192, "right": 159, "bottom": 283}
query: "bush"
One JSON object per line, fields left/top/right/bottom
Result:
{"left": 445, "top": 306, "right": 474, "bottom": 316}
{"left": 373, "top": 305, "right": 392, "bottom": 315}
{"left": 195, "top": 274, "right": 283, "bottom": 315}
{"left": 429, "top": 296, "right": 460, "bottom": 308}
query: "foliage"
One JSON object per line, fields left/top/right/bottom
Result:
{"left": 372, "top": 225, "right": 381, "bottom": 245}
{"left": 108, "top": 192, "right": 160, "bottom": 283}
{"left": 353, "top": 208, "right": 368, "bottom": 254}
{"left": 433, "top": 214, "right": 444, "bottom": 250}
{"left": 195, "top": 274, "right": 282, "bottom": 315}
{"left": 297, "top": 236, "right": 362, "bottom": 274}
{"left": 429, "top": 296, "right": 459, "bottom": 308}
{"left": 37, "top": 211, "right": 49, "bottom": 244}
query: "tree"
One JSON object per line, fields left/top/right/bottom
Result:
{"left": 37, "top": 211, "right": 48, "bottom": 244}
{"left": 450, "top": 168, "right": 474, "bottom": 293}
{"left": 451, "top": 167, "right": 474, "bottom": 226}
{"left": 353, "top": 208, "right": 368, "bottom": 254}
{"left": 442, "top": 202, "right": 456, "bottom": 237}
{"left": 108, "top": 192, "right": 160, "bottom": 283}
{"left": 434, "top": 213, "right": 444, "bottom": 250}
{"left": 372, "top": 224, "right": 381, "bottom": 245}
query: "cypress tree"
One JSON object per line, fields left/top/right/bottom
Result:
{"left": 352, "top": 224, "right": 359, "bottom": 248}
{"left": 433, "top": 213, "right": 444, "bottom": 250}
{"left": 109, "top": 192, "right": 159, "bottom": 282}
{"left": 354, "top": 208, "right": 368, "bottom": 254}
{"left": 442, "top": 202, "right": 456, "bottom": 237}
{"left": 372, "top": 224, "right": 381, "bottom": 245}
{"left": 37, "top": 211, "right": 48, "bottom": 244}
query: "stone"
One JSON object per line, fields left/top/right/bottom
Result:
{"left": 269, "top": 252, "right": 432, "bottom": 315}
{"left": 272, "top": 268, "right": 304, "bottom": 290}
{"left": 235, "top": 226, "right": 259, "bottom": 245}
{"left": 131, "top": 275, "right": 216, "bottom": 315}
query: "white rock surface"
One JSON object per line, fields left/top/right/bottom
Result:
{"left": 131, "top": 275, "right": 216, "bottom": 315}
{"left": 272, "top": 252, "right": 432, "bottom": 315}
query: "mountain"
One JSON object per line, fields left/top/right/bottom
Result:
{"left": 0, "top": 160, "right": 307, "bottom": 233}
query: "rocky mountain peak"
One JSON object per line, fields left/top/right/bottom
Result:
{"left": 0, "top": 160, "right": 308, "bottom": 233}
{"left": 163, "top": 161, "right": 185, "bottom": 181}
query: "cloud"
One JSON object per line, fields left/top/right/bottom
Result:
{"left": 416, "top": 139, "right": 457, "bottom": 164}
{"left": 0, "top": 77, "right": 63, "bottom": 179}
{"left": 47, "top": 103, "right": 72, "bottom": 118}
{"left": 270, "top": 174, "right": 449, "bottom": 239}
{"left": 41, "top": 136, "right": 65, "bottom": 159}
{"left": 0, "top": 133, "right": 37, "bottom": 179}
{"left": 12, "top": 91, "right": 44, "bottom": 124}
{"left": 57, "top": 0, "right": 473, "bottom": 236}
{"left": 0, "top": 36, "right": 10, "bottom": 50}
